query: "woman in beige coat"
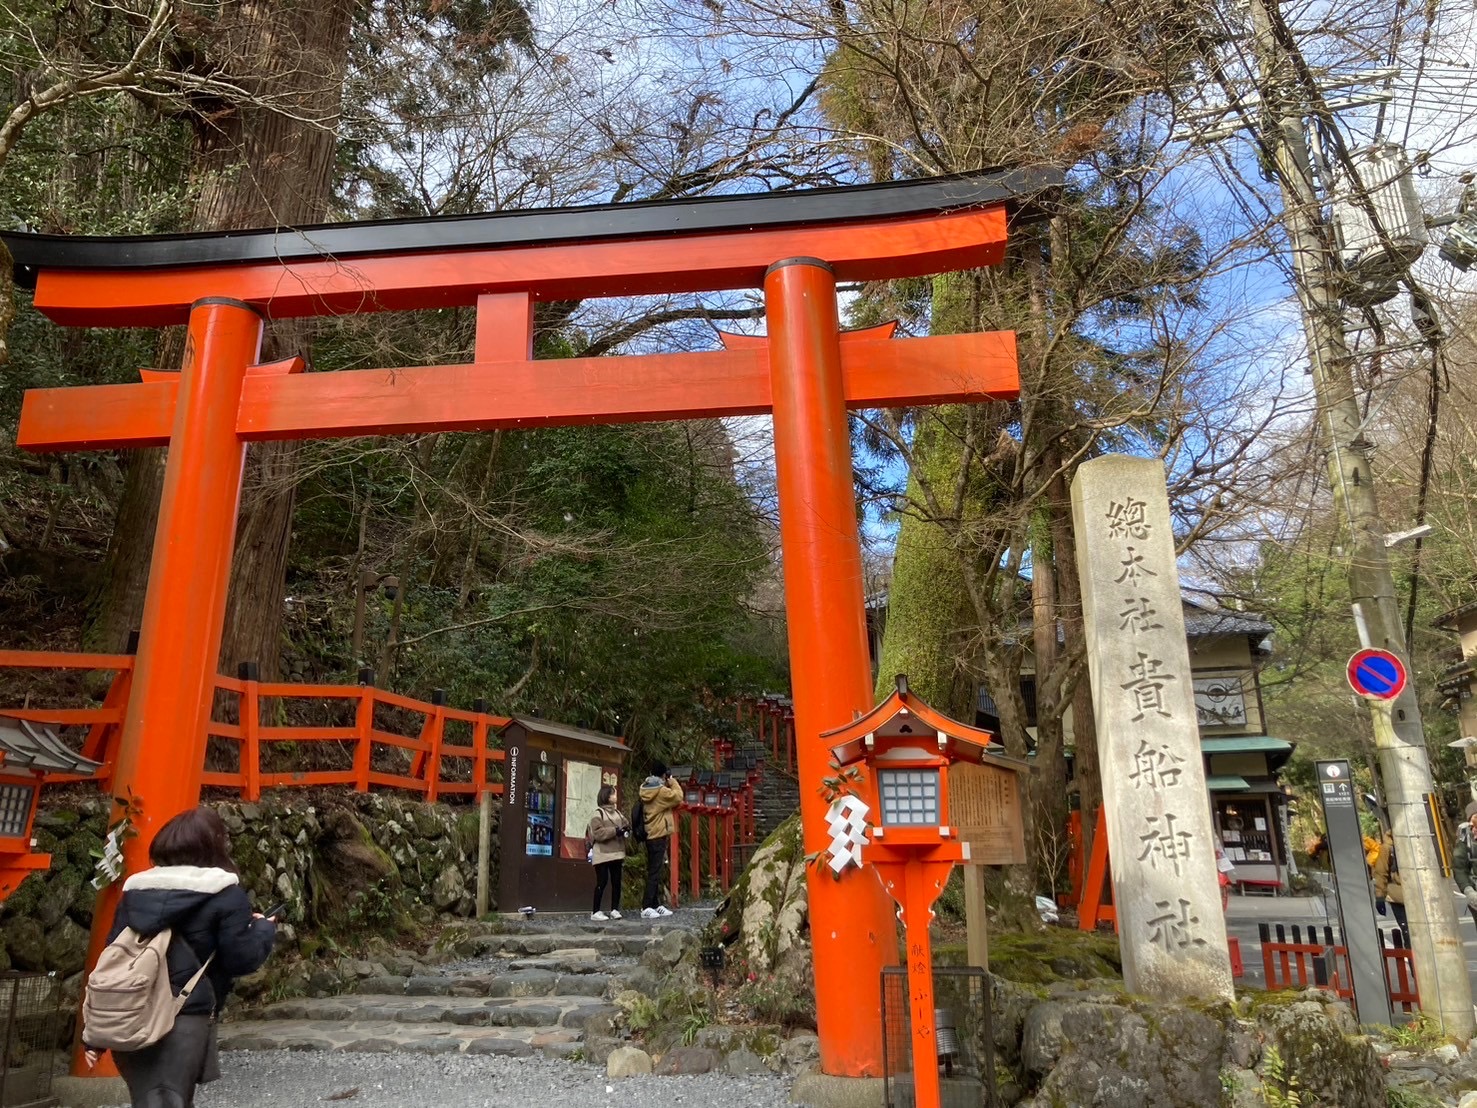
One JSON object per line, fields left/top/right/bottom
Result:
{"left": 586, "top": 786, "right": 629, "bottom": 921}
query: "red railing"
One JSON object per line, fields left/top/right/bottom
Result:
{"left": 0, "top": 649, "right": 507, "bottom": 801}
{"left": 6, "top": 649, "right": 787, "bottom": 916}
{"left": 1259, "top": 922, "right": 1419, "bottom": 1013}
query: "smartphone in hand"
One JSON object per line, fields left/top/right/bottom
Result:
{"left": 261, "top": 902, "right": 287, "bottom": 921}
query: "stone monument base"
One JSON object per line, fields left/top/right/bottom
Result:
{"left": 790, "top": 1068, "right": 887, "bottom": 1108}
{"left": 54, "top": 1075, "right": 130, "bottom": 1108}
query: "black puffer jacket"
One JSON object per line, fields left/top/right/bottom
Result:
{"left": 106, "top": 865, "right": 276, "bottom": 1017}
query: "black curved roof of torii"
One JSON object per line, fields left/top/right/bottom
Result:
{"left": 1, "top": 166, "right": 1061, "bottom": 285}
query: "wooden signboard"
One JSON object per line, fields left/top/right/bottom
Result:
{"left": 948, "top": 761, "right": 1026, "bottom": 865}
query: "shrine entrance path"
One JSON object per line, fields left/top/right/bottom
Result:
{"left": 131, "top": 1048, "right": 792, "bottom": 1108}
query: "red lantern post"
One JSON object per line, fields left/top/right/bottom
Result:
{"left": 824, "top": 676, "right": 1030, "bottom": 1108}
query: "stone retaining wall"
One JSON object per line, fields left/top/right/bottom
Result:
{"left": 0, "top": 789, "right": 495, "bottom": 987}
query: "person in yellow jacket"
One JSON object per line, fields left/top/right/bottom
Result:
{"left": 1372, "top": 831, "right": 1407, "bottom": 930}
{"left": 638, "top": 763, "right": 683, "bottom": 919}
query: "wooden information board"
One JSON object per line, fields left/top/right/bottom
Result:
{"left": 948, "top": 761, "right": 1026, "bottom": 865}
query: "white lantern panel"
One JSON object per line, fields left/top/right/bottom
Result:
{"left": 878, "top": 768, "right": 941, "bottom": 826}
{"left": 0, "top": 783, "right": 34, "bottom": 838}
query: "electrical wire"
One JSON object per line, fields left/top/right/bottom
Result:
{"left": 1402, "top": 0, "right": 1444, "bottom": 146}
{"left": 1375, "top": 0, "right": 1412, "bottom": 134}
{"left": 1402, "top": 339, "right": 1447, "bottom": 649}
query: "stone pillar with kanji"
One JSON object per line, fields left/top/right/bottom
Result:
{"left": 1070, "top": 455, "right": 1234, "bottom": 1002}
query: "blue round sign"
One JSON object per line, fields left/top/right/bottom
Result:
{"left": 1347, "top": 648, "right": 1407, "bottom": 700}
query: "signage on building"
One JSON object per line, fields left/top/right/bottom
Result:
{"left": 1193, "top": 675, "right": 1248, "bottom": 728}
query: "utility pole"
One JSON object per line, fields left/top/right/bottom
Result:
{"left": 1247, "top": 0, "right": 1475, "bottom": 1036}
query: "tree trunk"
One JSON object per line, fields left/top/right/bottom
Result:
{"left": 83, "top": 448, "right": 164, "bottom": 653}
{"left": 85, "top": 0, "right": 354, "bottom": 676}
{"left": 874, "top": 466, "right": 974, "bottom": 713}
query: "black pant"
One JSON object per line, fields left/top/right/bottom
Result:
{"left": 115, "top": 1013, "right": 216, "bottom": 1108}
{"left": 1389, "top": 899, "right": 1408, "bottom": 932}
{"left": 593, "top": 860, "right": 623, "bottom": 913}
{"left": 644, "top": 837, "right": 668, "bottom": 910}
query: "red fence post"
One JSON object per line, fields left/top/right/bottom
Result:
{"left": 80, "top": 662, "right": 133, "bottom": 768}
{"left": 239, "top": 661, "right": 261, "bottom": 802}
{"left": 425, "top": 689, "right": 447, "bottom": 803}
{"left": 689, "top": 810, "right": 700, "bottom": 898}
{"left": 708, "top": 811, "right": 718, "bottom": 885}
{"left": 722, "top": 809, "right": 734, "bottom": 890}
{"left": 353, "top": 671, "right": 374, "bottom": 791}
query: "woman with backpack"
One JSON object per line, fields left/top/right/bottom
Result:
{"left": 585, "top": 785, "right": 629, "bottom": 921}
{"left": 84, "top": 806, "right": 278, "bottom": 1107}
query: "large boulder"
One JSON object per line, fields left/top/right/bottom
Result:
{"left": 34, "top": 867, "right": 85, "bottom": 929}
{"left": 716, "top": 812, "right": 809, "bottom": 983}
{"left": 1028, "top": 1001, "right": 1227, "bottom": 1108}
{"left": 43, "top": 918, "right": 89, "bottom": 976}
{"left": 3, "top": 917, "right": 46, "bottom": 971}
{"left": 430, "top": 864, "right": 466, "bottom": 911}
{"left": 1255, "top": 997, "right": 1383, "bottom": 1108}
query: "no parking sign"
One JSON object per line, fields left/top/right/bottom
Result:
{"left": 1347, "top": 648, "right": 1408, "bottom": 700}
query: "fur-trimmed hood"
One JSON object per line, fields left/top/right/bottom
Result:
{"left": 123, "top": 865, "right": 238, "bottom": 895}
{"left": 117, "top": 866, "right": 241, "bottom": 937}
{"left": 104, "top": 865, "right": 274, "bottom": 1020}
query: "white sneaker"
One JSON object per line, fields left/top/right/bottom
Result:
{"left": 655, "top": 905, "right": 673, "bottom": 917}
{"left": 641, "top": 907, "right": 660, "bottom": 919}
{"left": 591, "top": 911, "right": 609, "bottom": 922}
{"left": 609, "top": 909, "right": 622, "bottom": 920}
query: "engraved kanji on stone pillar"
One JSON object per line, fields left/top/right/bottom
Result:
{"left": 1070, "top": 455, "right": 1234, "bottom": 1002}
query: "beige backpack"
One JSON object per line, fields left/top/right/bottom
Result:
{"left": 82, "top": 928, "right": 213, "bottom": 1052}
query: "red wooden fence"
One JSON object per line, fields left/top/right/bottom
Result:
{"left": 0, "top": 649, "right": 508, "bottom": 801}
{"left": 1, "top": 649, "right": 760, "bottom": 908}
{"left": 1259, "top": 922, "right": 1419, "bottom": 1013}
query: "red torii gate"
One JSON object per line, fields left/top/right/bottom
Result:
{"left": 2, "top": 167, "right": 1054, "bottom": 1078}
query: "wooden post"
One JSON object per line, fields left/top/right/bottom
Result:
{"left": 963, "top": 865, "right": 989, "bottom": 971}
{"left": 476, "top": 788, "right": 493, "bottom": 917}
{"left": 239, "top": 661, "right": 261, "bottom": 802}
{"left": 353, "top": 671, "right": 374, "bottom": 791}
{"left": 708, "top": 810, "right": 718, "bottom": 884}
{"left": 690, "top": 811, "right": 701, "bottom": 897}
{"left": 425, "top": 688, "right": 447, "bottom": 802}
{"left": 723, "top": 810, "right": 735, "bottom": 890}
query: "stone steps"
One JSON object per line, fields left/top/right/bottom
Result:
{"left": 468, "top": 932, "right": 656, "bottom": 958}
{"left": 226, "top": 919, "right": 696, "bottom": 1063}
{"left": 350, "top": 969, "right": 614, "bottom": 998}
{"left": 754, "top": 767, "right": 800, "bottom": 841}
{"left": 249, "top": 992, "right": 617, "bottom": 1031}
{"left": 218, "top": 1018, "right": 581, "bottom": 1058}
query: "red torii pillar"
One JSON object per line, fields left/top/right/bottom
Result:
{"left": 6, "top": 182, "right": 1031, "bottom": 1078}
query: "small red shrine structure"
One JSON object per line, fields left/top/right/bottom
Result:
{"left": 824, "top": 676, "right": 1028, "bottom": 1108}
{"left": 1, "top": 167, "right": 1056, "bottom": 1078}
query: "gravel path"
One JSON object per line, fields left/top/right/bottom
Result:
{"left": 170, "top": 1050, "right": 794, "bottom": 1107}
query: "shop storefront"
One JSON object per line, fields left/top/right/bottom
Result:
{"left": 496, "top": 716, "right": 630, "bottom": 912}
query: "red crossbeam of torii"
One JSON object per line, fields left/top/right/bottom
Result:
{"left": 17, "top": 205, "right": 1020, "bottom": 451}
{"left": 2, "top": 168, "right": 1053, "bottom": 1081}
